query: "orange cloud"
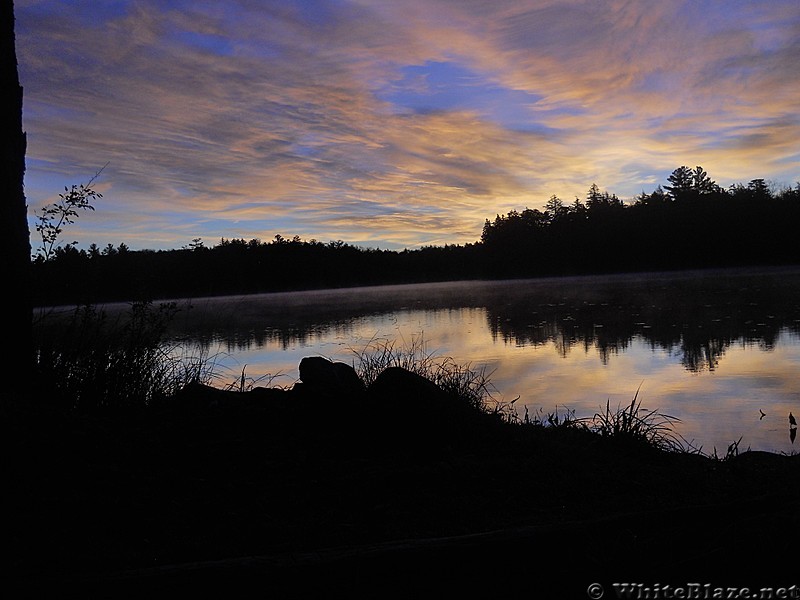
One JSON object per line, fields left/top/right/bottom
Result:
{"left": 18, "top": 0, "right": 800, "bottom": 250}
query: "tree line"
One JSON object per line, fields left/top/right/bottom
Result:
{"left": 480, "top": 167, "right": 800, "bottom": 277}
{"left": 31, "top": 166, "right": 800, "bottom": 306}
{"left": 32, "top": 234, "right": 484, "bottom": 305}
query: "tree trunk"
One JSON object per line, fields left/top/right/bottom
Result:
{"left": 0, "top": 0, "right": 32, "bottom": 395}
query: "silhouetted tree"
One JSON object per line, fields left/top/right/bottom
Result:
{"left": 747, "top": 178, "right": 771, "bottom": 201}
{"left": 634, "top": 186, "right": 670, "bottom": 206}
{"left": 586, "top": 183, "right": 603, "bottom": 208}
{"left": 184, "top": 237, "right": 205, "bottom": 251}
{"left": 664, "top": 166, "right": 694, "bottom": 200}
{"left": 665, "top": 165, "right": 718, "bottom": 201}
{"left": 1, "top": 0, "right": 31, "bottom": 389}
{"left": 570, "top": 197, "right": 588, "bottom": 218}
{"left": 586, "top": 184, "right": 623, "bottom": 212}
{"left": 691, "top": 165, "right": 718, "bottom": 194}
{"left": 544, "top": 195, "right": 567, "bottom": 223}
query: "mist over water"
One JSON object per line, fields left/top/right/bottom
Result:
{"left": 166, "top": 268, "right": 800, "bottom": 454}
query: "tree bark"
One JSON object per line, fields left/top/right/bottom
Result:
{"left": 0, "top": 0, "right": 32, "bottom": 394}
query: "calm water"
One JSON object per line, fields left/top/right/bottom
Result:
{"left": 153, "top": 267, "right": 800, "bottom": 455}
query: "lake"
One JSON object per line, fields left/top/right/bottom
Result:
{"left": 154, "top": 266, "right": 800, "bottom": 455}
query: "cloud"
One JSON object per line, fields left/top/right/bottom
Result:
{"left": 16, "top": 0, "right": 800, "bottom": 250}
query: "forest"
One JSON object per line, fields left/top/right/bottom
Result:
{"left": 31, "top": 166, "right": 800, "bottom": 306}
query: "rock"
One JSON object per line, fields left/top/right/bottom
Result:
{"left": 365, "top": 366, "right": 504, "bottom": 451}
{"left": 366, "top": 366, "right": 474, "bottom": 425}
{"left": 365, "top": 366, "right": 478, "bottom": 449}
{"left": 367, "top": 367, "right": 450, "bottom": 409}
{"left": 297, "top": 356, "right": 365, "bottom": 397}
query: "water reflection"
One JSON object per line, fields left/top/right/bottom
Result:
{"left": 171, "top": 268, "right": 800, "bottom": 373}
{"left": 483, "top": 271, "right": 800, "bottom": 372}
{"left": 137, "top": 268, "right": 800, "bottom": 453}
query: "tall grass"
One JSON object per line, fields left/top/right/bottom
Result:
{"left": 29, "top": 305, "right": 703, "bottom": 456}
{"left": 588, "top": 395, "right": 685, "bottom": 452}
{"left": 522, "top": 386, "right": 695, "bottom": 453}
{"left": 580, "top": 386, "right": 689, "bottom": 452}
{"left": 34, "top": 301, "right": 212, "bottom": 410}
{"left": 350, "top": 334, "right": 515, "bottom": 419}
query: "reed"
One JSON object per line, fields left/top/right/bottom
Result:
{"left": 350, "top": 334, "right": 514, "bottom": 419}
{"left": 33, "top": 301, "right": 211, "bottom": 410}
{"left": 585, "top": 387, "right": 686, "bottom": 452}
{"left": 31, "top": 308, "right": 707, "bottom": 456}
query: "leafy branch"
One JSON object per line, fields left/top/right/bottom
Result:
{"left": 34, "top": 163, "right": 108, "bottom": 261}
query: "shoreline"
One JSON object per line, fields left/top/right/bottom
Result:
{"left": 6, "top": 368, "right": 800, "bottom": 596}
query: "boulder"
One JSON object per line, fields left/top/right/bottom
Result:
{"left": 367, "top": 367, "right": 449, "bottom": 408}
{"left": 297, "top": 356, "right": 365, "bottom": 398}
{"left": 365, "top": 367, "right": 502, "bottom": 450}
{"left": 366, "top": 366, "right": 472, "bottom": 424}
{"left": 365, "top": 367, "right": 472, "bottom": 448}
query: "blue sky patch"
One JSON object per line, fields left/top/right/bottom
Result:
{"left": 379, "top": 61, "right": 549, "bottom": 133}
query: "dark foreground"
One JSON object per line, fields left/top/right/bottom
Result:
{"left": 5, "top": 364, "right": 800, "bottom": 598}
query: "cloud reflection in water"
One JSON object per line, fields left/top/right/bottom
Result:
{"left": 169, "top": 269, "right": 800, "bottom": 454}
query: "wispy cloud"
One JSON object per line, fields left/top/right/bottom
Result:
{"left": 17, "top": 0, "right": 800, "bottom": 250}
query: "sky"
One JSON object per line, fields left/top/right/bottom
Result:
{"left": 15, "top": 0, "right": 800, "bottom": 251}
